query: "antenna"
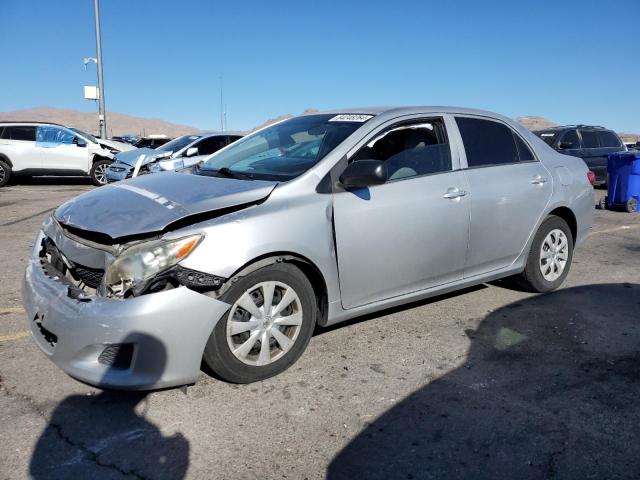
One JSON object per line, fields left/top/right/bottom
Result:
{"left": 219, "top": 76, "right": 224, "bottom": 131}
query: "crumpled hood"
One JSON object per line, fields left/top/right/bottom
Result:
{"left": 113, "top": 147, "right": 158, "bottom": 166}
{"left": 55, "top": 172, "right": 278, "bottom": 242}
{"left": 98, "top": 138, "right": 136, "bottom": 152}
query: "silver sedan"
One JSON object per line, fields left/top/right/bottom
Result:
{"left": 22, "top": 106, "right": 594, "bottom": 389}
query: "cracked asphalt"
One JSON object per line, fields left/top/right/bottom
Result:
{"left": 1, "top": 178, "right": 639, "bottom": 479}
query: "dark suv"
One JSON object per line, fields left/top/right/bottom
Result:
{"left": 534, "top": 125, "right": 626, "bottom": 185}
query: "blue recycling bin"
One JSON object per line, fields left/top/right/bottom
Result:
{"left": 606, "top": 152, "right": 640, "bottom": 213}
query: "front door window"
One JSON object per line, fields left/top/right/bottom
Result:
{"left": 351, "top": 119, "right": 452, "bottom": 180}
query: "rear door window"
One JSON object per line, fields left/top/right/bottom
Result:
{"left": 456, "top": 117, "right": 533, "bottom": 167}
{"left": 3, "top": 126, "right": 36, "bottom": 141}
{"left": 597, "top": 131, "right": 622, "bottom": 148}
{"left": 579, "top": 130, "right": 599, "bottom": 149}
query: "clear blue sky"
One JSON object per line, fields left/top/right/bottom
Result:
{"left": 1, "top": 0, "right": 638, "bottom": 132}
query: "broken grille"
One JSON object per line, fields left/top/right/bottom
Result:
{"left": 41, "top": 237, "right": 105, "bottom": 292}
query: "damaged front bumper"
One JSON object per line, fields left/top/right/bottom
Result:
{"left": 22, "top": 256, "right": 230, "bottom": 390}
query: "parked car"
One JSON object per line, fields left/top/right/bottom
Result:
{"left": 0, "top": 122, "right": 134, "bottom": 186}
{"left": 625, "top": 142, "right": 640, "bottom": 151}
{"left": 111, "top": 134, "right": 139, "bottom": 145}
{"left": 22, "top": 107, "right": 594, "bottom": 389}
{"left": 134, "top": 137, "right": 172, "bottom": 149}
{"left": 534, "top": 125, "right": 626, "bottom": 186}
{"left": 106, "top": 132, "right": 243, "bottom": 182}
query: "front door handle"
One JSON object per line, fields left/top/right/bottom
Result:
{"left": 443, "top": 187, "right": 468, "bottom": 199}
{"left": 531, "top": 175, "right": 547, "bottom": 185}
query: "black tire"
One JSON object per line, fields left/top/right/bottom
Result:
{"left": 203, "top": 263, "right": 317, "bottom": 383}
{"left": 513, "top": 215, "right": 574, "bottom": 293}
{"left": 0, "top": 159, "right": 11, "bottom": 187}
{"left": 626, "top": 197, "right": 638, "bottom": 213}
{"left": 90, "top": 159, "right": 111, "bottom": 186}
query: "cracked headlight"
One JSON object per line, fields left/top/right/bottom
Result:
{"left": 105, "top": 234, "right": 203, "bottom": 297}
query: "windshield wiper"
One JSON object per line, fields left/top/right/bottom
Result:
{"left": 212, "top": 167, "right": 254, "bottom": 180}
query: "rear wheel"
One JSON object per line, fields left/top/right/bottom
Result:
{"left": 203, "top": 263, "right": 316, "bottom": 383}
{"left": 626, "top": 197, "right": 638, "bottom": 213}
{"left": 0, "top": 159, "right": 11, "bottom": 187}
{"left": 514, "top": 215, "right": 573, "bottom": 293}
{"left": 90, "top": 159, "right": 111, "bottom": 186}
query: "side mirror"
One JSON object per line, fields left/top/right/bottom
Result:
{"left": 339, "top": 160, "right": 387, "bottom": 187}
{"left": 185, "top": 147, "right": 199, "bottom": 157}
{"left": 74, "top": 137, "right": 87, "bottom": 147}
{"left": 558, "top": 141, "right": 575, "bottom": 150}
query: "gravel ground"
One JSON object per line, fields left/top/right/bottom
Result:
{"left": 0, "top": 179, "right": 639, "bottom": 480}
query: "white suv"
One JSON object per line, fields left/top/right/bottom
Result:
{"left": 0, "top": 122, "right": 134, "bottom": 187}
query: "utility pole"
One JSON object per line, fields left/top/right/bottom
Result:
{"left": 93, "top": 0, "right": 107, "bottom": 138}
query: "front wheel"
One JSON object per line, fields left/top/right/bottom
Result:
{"left": 514, "top": 215, "right": 574, "bottom": 293}
{"left": 203, "top": 263, "right": 316, "bottom": 383}
{"left": 90, "top": 159, "right": 111, "bottom": 186}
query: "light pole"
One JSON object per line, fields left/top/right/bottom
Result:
{"left": 93, "top": 0, "right": 107, "bottom": 138}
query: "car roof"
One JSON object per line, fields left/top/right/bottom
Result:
{"left": 0, "top": 121, "right": 67, "bottom": 127}
{"left": 196, "top": 130, "right": 244, "bottom": 137}
{"left": 302, "top": 106, "right": 527, "bottom": 128}
{"left": 533, "top": 125, "right": 611, "bottom": 133}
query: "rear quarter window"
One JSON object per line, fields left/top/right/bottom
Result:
{"left": 597, "top": 131, "right": 622, "bottom": 148}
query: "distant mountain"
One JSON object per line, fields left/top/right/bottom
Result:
{"left": 516, "top": 116, "right": 557, "bottom": 131}
{"left": 0, "top": 107, "right": 199, "bottom": 138}
{"left": 2, "top": 107, "right": 637, "bottom": 143}
{"left": 618, "top": 132, "right": 640, "bottom": 143}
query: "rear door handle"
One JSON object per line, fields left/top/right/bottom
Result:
{"left": 443, "top": 187, "right": 468, "bottom": 199}
{"left": 531, "top": 175, "right": 547, "bottom": 185}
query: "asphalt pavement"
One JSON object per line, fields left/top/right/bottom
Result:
{"left": 1, "top": 179, "right": 639, "bottom": 480}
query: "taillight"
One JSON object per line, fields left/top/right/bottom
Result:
{"left": 587, "top": 171, "right": 596, "bottom": 186}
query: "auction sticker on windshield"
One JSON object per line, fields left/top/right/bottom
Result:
{"left": 329, "top": 114, "right": 373, "bottom": 122}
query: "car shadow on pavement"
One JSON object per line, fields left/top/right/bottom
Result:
{"left": 11, "top": 176, "right": 93, "bottom": 186}
{"left": 327, "top": 283, "right": 640, "bottom": 480}
{"left": 316, "top": 285, "right": 488, "bottom": 336}
{"left": 29, "top": 333, "right": 190, "bottom": 479}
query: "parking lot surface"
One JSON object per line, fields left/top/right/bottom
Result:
{"left": 1, "top": 179, "right": 639, "bottom": 479}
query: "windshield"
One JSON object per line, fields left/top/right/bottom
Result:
{"left": 70, "top": 128, "right": 98, "bottom": 143}
{"left": 157, "top": 135, "right": 201, "bottom": 153}
{"left": 200, "top": 114, "right": 367, "bottom": 181}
